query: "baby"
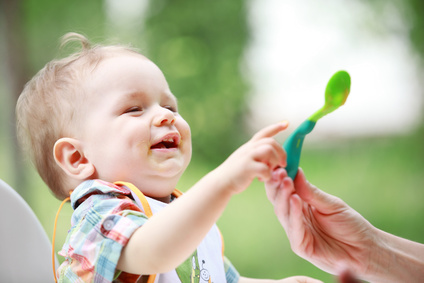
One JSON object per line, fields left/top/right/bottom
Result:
{"left": 16, "top": 33, "right": 321, "bottom": 283}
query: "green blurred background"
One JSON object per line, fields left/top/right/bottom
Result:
{"left": 1, "top": 0, "right": 424, "bottom": 282}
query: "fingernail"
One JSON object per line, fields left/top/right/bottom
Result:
{"left": 281, "top": 120, "right": 289, "bottom": 127}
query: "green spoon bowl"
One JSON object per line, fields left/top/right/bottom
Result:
{"left": 309, "top": 71, "right": 351, "bottom": 122}
{"left": 283, "top": 71, "right": 351, "bottom": 179}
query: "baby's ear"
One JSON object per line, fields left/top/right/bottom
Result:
{"left": 53, "top": 138, "right": 95, "bottom": 180}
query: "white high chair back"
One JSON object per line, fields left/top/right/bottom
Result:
{"left": 0, "top": 179, "right": 57, "bottom": 282}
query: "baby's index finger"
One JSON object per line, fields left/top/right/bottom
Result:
{"left": 251, "top": 121, "right": 289, "bottom": 141}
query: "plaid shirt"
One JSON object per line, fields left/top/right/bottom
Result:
{"left": 57, "top": 180, "right": 239, "bottom": 283}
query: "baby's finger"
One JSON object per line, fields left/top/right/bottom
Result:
{"left": 252, "top": 143, "right": 284, "bottom": 169}
{"left": 251, "top": 121, "right": 289, "bottom": 141}
{"left": 252, "top": 162, "right": 274, "bottom": 182}
{"left": 252, "top": 138, "right": 287, "bottom": 168}
{"left": 265, "top": 168, "right": 286, "bottom": 203}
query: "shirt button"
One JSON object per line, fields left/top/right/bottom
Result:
{"left": 103, "top": 219, "right": 114, "bottom": 231}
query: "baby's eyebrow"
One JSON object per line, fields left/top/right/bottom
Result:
{"left": 125, "top": 91, "right": 143, "bottom": 100}
{"left": 119, "top": 90, "right": 178, "bottom": 106}
{"left": 120, "top": 91, "right": 150, "bottom": 104}
{"left": 112, "top": 91, "right": 142, "bottom": 110}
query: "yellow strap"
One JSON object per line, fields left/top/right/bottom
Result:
{"left": 114, "top": 181, "right": 158, "bottom": 282}
{"left": 172, "top": 188, "right": 183, "bottom": 198}
{"left": 114, "top": 182, "right": 182, "bottom": 283}
{"left": 147, "top": 274, "right": 156, "bottom": 283}
{"left": 114, "top": 181, "right": 154, "bottom": 218}
{"left": 52, "top": 195, "right": 71, "bottom": 283}
{"left": 114, "top": 181, "right": 182, "bottom": 218}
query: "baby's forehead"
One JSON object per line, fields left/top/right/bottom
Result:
{"left": 80, "top": 52, "right": 176, "bottom": 101}
{"left": 80, "top": 51, "right": 152, "bottom": 87}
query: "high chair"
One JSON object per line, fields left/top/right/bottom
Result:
{"left": 0, "top": 179, "right": 58, "bottom": 282}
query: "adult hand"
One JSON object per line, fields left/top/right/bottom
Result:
{"left": 266, "top": 168, "right": 424, "bottom": 282}
{"left": 265, "top": 168, "right": 375, "bottom": 278}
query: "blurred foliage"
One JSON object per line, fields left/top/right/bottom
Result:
{"left": 407, "top": 0, "right": 424, "bottom": 62}
{"left": 0, "top": 0, "right": 107, "bottom": 197}
{"left": 395, "top": 0, "right": 424, "bottom": 64}
{"left": 363, "top": 0, "right": 424, "bottom": 68}
{"left": 22, "top": 0, "right": 105, "bottom": 74}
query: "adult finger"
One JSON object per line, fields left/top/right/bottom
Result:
{"left": 294, "top": 168, "right": 345, "bottom": 215}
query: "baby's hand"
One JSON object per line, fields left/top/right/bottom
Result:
{"left": 215, "top": 122, "right": 288, "bottom": 194}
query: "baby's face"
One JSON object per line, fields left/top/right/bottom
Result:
{"left": 80, "top": 53, "right": 192, "bottom": 201}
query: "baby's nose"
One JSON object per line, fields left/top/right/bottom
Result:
{"left": 154, "top": 107, "right": 175, "bottom": 126}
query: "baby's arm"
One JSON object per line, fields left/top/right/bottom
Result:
{"left": 117, "top": 122, "right": 288, "bottom": 275}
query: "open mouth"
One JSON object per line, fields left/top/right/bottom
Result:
{"left": 151, "top": 134, "right": 180, "bottom": 149}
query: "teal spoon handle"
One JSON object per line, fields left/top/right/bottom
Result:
{"left": 283, "top": 120, "right": 316, "bottom": 179}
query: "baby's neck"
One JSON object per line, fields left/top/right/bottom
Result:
{"left": 149, "top": 194, "right": 172, "bottom": 204}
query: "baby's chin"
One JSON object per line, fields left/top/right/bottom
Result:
{"left": 138, "top": 163, "right": 186, "bottom": 185}
{"left": 148, "top": 154, "right": 190, "bottom": 176}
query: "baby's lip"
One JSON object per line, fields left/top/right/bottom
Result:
{"left": 150, "top": 132, "right": 181, "bottom": 149}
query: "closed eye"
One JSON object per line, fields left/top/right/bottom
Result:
{"left": 124, "top": 106, "right": 143, "bottom": 114}
{"left": 163, "top": 105, "right": 178, "bottom": 113}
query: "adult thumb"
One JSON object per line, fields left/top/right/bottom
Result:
{"left": 294, "top": 168, "right": 345, "bottom": 214}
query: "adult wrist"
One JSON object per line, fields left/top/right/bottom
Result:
{"left": 364, "top": 228, "right": 424, "bottom": 283}
{"left": 360, "top": 227, "right": 393, "bottom": 282}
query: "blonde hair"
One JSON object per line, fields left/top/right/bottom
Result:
{"left": 16, "top": 32, "right": 140, "bottom": 199}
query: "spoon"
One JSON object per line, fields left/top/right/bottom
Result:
{"left": 283, "top": 70, "right": 351, "bottom": 179}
